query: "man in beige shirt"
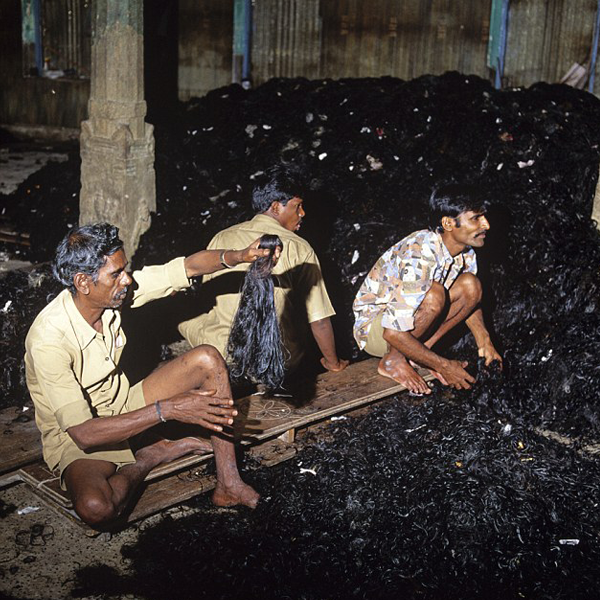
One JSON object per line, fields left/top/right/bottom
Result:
{"left": 179, "top": 166, "right": 348, "bottom": 376}
{"left": 25, "top": 223, "right": 269, "bottom": 528}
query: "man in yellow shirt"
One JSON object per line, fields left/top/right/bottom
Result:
{"left": 25, "top": 223, "right": 268, "bottom": 528}
{"left": 179, "top": 166, "right": 348, "bottom": 377}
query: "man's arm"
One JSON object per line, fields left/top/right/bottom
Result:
{"left": 383, "top": 328, "right": 475, "bottom": 389}
{"left": 67, "top": 389, "right": 237, "bottom": 451}
{"left": 309, "top": 317, "right": 349, "bottom": 372}
{"left": 465, "top": 308, "right": 503, "bottom": 366}
{"left": 183, "top": 239, "right": 269, "bottom": 278}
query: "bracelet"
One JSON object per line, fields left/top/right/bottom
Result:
{"left": 219, "top": 250, "right": 234, "bottom": 269}
{"left": 155, "top": 400, "right": 167, "bottom": 423}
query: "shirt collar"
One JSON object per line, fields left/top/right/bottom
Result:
{"left": 435, "top": 231, "right": 455, "bottom": 264}
{"left": 62, "top": 291, "right": 118, "bottom": 350}
{"left": 435, "top": 231, "right": 468, "bottom": 266}
{"left": 250, "top": 213, "right": 291, "bottom": 235}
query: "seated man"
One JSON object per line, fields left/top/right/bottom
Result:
{"left": 352, "top": 183, "right": 502, "bottom": 395}
{"left": 25, "top": 223, "right": 269, "bottom": 528}
{"left": 179, "top": 166, "right": 348, "bottom": 378}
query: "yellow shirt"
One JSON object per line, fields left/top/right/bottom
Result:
{"left": 178, "top": 214, "right": 335, "bottom": 368}
{"left": 25, "top": 257, "right": 190, "bottom": 473}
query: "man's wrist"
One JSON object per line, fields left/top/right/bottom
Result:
{"left": 155, "top": 400, "right": 167, "bottom": 423}
{"left": 475, "top": 335, "right": 492, "bottom": 349}
{"left": 219, "top": 250, "right": 235, "bottom": 269}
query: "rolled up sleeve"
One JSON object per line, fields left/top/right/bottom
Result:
{"left": 130, "top": 257, "right": 191, "bottom": 308}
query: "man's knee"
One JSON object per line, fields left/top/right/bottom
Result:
{"left": 73, "top": 492, "right": 116, "bottom": 527}
{"left": 453, "top": 273, "right": 482, "bottom": 306}
{"left": 419, "top": 282, "right": 446, "bottom": 317}
{"left": 187, "top": 344, "right": 227, "bottom": 373}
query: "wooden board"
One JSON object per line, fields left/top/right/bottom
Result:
{"left": 1, "top": 358, "right": 428, "bottom": 531}
{"left": 535, "top": 427, "right": 600, "bottom": 456}
{"left": 235, "top": 358, "right": 433, "bottom": 442}
{"left": 0, "top": 358, "right": 424, "bottom": 476}
{"left": 0, "top": 402, "right": 41, "bottom": 474}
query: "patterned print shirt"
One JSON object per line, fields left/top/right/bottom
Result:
{"left": 353, "top": 229, "right": 477, "bottom": 349}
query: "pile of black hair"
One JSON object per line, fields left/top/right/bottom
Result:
{"left": 2, "top": 73, "right": 600, "bottom": 598}
{"left": 226, "top": 234, "right": 286, "bottom": 390}
{"left": 69, "top": 386, "right": 600, "bottom": 600}
{"left": 4, "top": 73, "right": 600, "bottom": 440}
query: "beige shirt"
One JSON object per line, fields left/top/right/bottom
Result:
{"left": 25, "top": 257, "right": 191, "bottom": 473}
{"left": 178, "top": 214, "right": 335, "bottom": 368}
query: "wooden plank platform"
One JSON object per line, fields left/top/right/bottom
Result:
{"left": 535, "top": 427, "right": 600, "bottom": 456}
{"left": 235, "top": 357, "right": 432, "bottom": 443}
{"left": 0, "top": 402, "right": 41, "bottom": 474}
{"left": 0, "top": 358, "right": 429, "bottom": 532}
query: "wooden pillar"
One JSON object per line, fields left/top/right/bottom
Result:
{"left": 79, "top": 0, "right": 155, "bottom": 259}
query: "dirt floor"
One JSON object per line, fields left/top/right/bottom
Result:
{"left": 0, "top": 472, "right": 245, "bottom": 600}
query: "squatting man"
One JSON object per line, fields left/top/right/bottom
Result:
{"left": 25, "top": 223, "right": 270, "bottom": 528}
{"left": 353, "top": 184, "right": 503, "bottom": 394}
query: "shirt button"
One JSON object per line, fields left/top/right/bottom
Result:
{"left": 105, "top": 357, "right": 110, "bottom": 361}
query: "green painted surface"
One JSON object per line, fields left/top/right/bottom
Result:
{"left": 21, "top": 0, "right": 36, "bottom": 44}
{"left": 233, "top": 0, "right": 247, "bottom": 55}
{"left": 487, "top": 0, "right": 504, "bottom": 69}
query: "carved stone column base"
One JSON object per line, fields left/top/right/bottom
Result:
{"left": 79, "top": 119, "right": 156, "bottom": 260}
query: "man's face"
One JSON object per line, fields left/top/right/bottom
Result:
{"left": 275, "top": 197, "right": 305, "bottom": 231}
{"left": 86, "top": 249, "right": 133, "bottom": 309}
{"left": 449, "top": 210, "right": 490, "bottom": 248}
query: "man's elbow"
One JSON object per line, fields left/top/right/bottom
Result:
{"left": 67, "top": 425, "right": 92, "bottom": 451}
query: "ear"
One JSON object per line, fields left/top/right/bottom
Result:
{"left": 73, "top": 273, "right": 91, "bottom": 295}
{"left": 270, "top": 201, "right": 281, "bottom": 215}
{"left": 441, "top": 216, "right": 454, "bottom": 232}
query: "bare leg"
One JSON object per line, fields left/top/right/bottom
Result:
{"left": 143, "top": 345, "right": 259, "bottom": 508}
{"left": 378, "top": 282, "right": 446, "bottom": 393}
{"left": 64, "top": 436, "right": 209, "bottom": 528}
{"left": 424, "top": 273, "right": 482, "bottom": 350}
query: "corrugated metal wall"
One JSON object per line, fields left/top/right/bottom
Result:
{"left": 249, "top": 0, "right": 600, "bottom": 93}
{"left": 504, "top": 0, "right": 598, "bottom": 90}
{"left": 178, "top": 0, "right": 233, "bottom": 101}
{"left": 319, "top": 0, "right": 491, "bottom": 80}
{"left": 4, "top": 0, "right": 600, "bottom": 130}
{"left": 0, "top": 0, "right": 89, "bottom": 129}
{"left": 252, "top": 0, "right": 322, "bottom": 81}
{"left": 251, "top": 0, "right": 492, "bottom": 84}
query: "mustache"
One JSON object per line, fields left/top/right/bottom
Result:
{"left": 115, "top": 288, "right": 129, "bottom": 300}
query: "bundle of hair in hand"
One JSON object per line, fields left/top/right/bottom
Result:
{"left": 226, "top": 234, "right": 286, "bottom": 390}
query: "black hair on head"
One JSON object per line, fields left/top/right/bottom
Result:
{"left": 226, "top": 234, "right": 287, "bottom": 390}
{"left": 251, "top": 165, "right": 305, "bottom": 213}
{"left": 53, "top": 223, "right": 123, "bottom": 294}
{"left": 427, "top": 183, "right": 490, "bottom": 233}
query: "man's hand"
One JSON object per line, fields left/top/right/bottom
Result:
{"left": 239, "top": 238, "right": 275, "bottom": 264}
{"left": 438, "top": 359, "right": 475, "bottom": 390}
{"left": 162, "top": 389, "right": 238, "bottom": 432}
{"left": 478, "top": 340, "right": 503, "bottom": 367}
{"left": 320, "top": 357, "right": 349, "bottom": 372}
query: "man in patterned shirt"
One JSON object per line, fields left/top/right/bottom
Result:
{"left": 353, "top": 184, "right": 502, "bottom": 395}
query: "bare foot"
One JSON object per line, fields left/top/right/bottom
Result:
{"left": 212, "top": 480, "right": 260, "bottom": 509}
{"left": 378, "top": 354, "right": 431, "bottom": 395}
{"left": 136, "top": 438, "right": 212, "bottom": 470}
